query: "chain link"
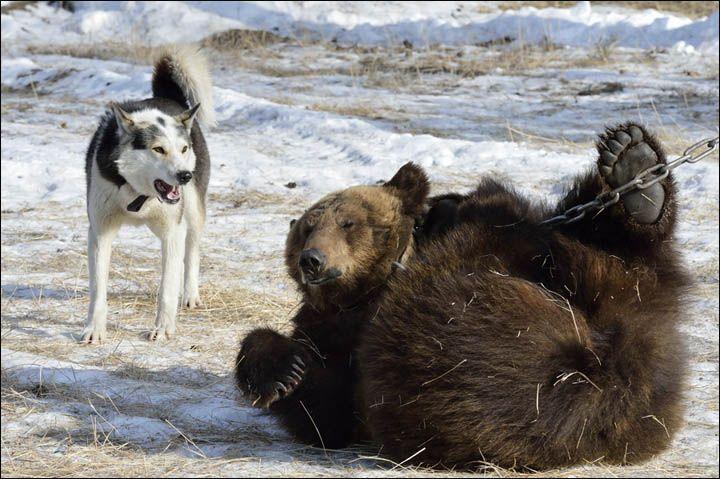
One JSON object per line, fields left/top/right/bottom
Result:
{"left": 540, "top": 136, "right": 719, "bottom": 227}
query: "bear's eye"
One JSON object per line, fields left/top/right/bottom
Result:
{"left": 341, "top": 220, "right": 354, "bottom": 229}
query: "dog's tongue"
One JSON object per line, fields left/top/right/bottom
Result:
{"left": 167, "top": 185, "right": 180, "bottom": 201}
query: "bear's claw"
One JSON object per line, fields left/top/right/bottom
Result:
{"left": 237, "top": 335, "right": 309, "bottom": 409}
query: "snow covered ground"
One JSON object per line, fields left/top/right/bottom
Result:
{"left": 1, "top": 1, "right": 718, "bottom": 476}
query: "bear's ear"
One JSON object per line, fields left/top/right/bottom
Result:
{"left": 383, "top": 162, "right": 430, "bottom": 216}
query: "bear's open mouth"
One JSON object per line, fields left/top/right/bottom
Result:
{"left": 306, "top": 268, "right": 342, "bottom": 286}
{"left": 154, "top": 179, "right": 180, "bottom": 204}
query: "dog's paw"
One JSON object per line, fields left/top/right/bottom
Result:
{"left": 182, "top": 291, "right": 203, "bottom": 309}
{"left": 81, "top": 325, "right": 107, "bottom": 344}
{"left": 147, "top": 325, "right": 175, "bottom": 341}
{"left": 598, "top": 123, "right": 666, "bottom": 224}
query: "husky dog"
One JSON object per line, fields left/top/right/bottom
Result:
{"left": 83, "top": 46, "right": 215, "bottom": 343}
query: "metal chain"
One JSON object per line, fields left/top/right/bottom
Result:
{"left": 540, "top": 135, "right": 719, "bottom": 227}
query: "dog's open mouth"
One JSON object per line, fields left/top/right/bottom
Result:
{"left": 154, "top": 179, "right": 180, "bottom": 204}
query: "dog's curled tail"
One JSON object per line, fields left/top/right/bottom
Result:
{"left": 152, "top": 45, "right": 216, "bottom": 128}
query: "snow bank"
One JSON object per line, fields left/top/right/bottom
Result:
{"left": 2, "top": 1, "right": 717, "bottom": 52}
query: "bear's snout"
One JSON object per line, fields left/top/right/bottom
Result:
{"left": 299, "top": 248, "right": 326, "bottom": 276}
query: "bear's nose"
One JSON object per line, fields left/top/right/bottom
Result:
{"left": 176, "top": 171, "right": 192, "bottom": 184}
{"left": 299, "top": 248, "right": 326, "bottom": 274}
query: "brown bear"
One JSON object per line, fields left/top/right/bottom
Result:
{"left": 235, "top": 164, "right": 429, "bottom": 447}
{"left": 235, "top": 122, "right": 688, "bottom": 471}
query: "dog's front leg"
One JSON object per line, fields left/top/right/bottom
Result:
{"left": 182, "top": 191, "right": 204, "bottom": 309}
{"left": 149, "top": 224, "right": 186, "bottom": 341}
{"left": 83, "top": 223, "right": 119, "bottom": 343}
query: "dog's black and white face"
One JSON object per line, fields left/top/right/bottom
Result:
{"left": 112, "top": 103, "right": 199, "bottom": 204}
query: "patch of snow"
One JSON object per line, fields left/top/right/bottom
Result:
{"left": 1, "top": 1, "right": 718, "bottom": 51}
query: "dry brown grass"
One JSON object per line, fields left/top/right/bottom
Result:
{"left": 208, "top": 189, "right": 300, "bottom": 212}
{"left": 1, "top": 380, "right": 716, "bottom": 479}
{"left": 201, "top": 29, "right": 290, "bottom": 50}
{"left": 0, "top": 0, "right": 37, "bottom": 14}
{"left": 19, "top": 26, "right": 633, "bottom": 89}
{"left": 307, "top": 102, "right": 396, "bottom": 121}
{"left": 25, "top": 42, "right": 161, "bottom": 65}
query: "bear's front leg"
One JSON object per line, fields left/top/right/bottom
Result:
{"left": 235, "top": 328, "right": 309, "bottom": 408}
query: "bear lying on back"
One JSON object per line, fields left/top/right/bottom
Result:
{"left": 235, "top": 122, "right": 688, "bottom": 470}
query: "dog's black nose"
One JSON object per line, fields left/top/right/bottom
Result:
{"left": 299, "top": 248, "right": 326, "bottom": 273}
{"left": 177, "top": 171, "right": 192, "bottom": 184}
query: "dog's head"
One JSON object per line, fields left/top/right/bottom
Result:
{"left": 112, "top": 103, "right": 200, "bottom": 204}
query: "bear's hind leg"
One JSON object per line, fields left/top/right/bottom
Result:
{"left": 551, "top": 122, "right": 677, "bottom": 259}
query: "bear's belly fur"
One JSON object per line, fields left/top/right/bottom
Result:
{"left": 359, "top": 191, "right": 687, "bottom": 470}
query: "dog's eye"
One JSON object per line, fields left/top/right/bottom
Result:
{"left": 153, "top": 147, "right": 165, "bottom": 155}
{"left": 182, "top": 145, "right": 188, "bottom": 154}
{"left": 341, "top": 220, "right": 354, "bottom": 229}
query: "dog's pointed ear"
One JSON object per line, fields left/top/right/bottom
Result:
{"left": 111, "top": 102, "right": 135, "bottom": 135}
{"left": 383, "top": 162, "right": 430, "bottom": 216}
{"left": 176, "top": 103, "right": 201, "bottom": 131}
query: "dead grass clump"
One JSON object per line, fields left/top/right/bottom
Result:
{"left": 307, "top": 102, "right": 394, "bottom": 121}
{"left": 0, "top": 0, "right": 38, "bottom": 14}
{"left": 209, "top": 189, "right": 297, "bottom": 211}
{"left": 354, "top": 37, "right": 621, "bottom": 89}
{"left": 201, "top": 29, "right": 289, "bottom": 51}
{"left": 592, "top": 36, "right": 619, "bottom": 63}
{"left": 490, "top": 1, "right": 580, "bottom": 11}
{"left": 26, "top": 42, "right": 160, "bottom": 65}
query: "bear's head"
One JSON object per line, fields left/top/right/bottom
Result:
{"left": 285, "top": 162, "right": 429, "bottom": 308}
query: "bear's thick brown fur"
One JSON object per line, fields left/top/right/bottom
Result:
{"left": 235, "top": 122, "right": 688, "bottom": 471}
{"left": 235, "top": 164, "right": 429, "bottom": 447}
